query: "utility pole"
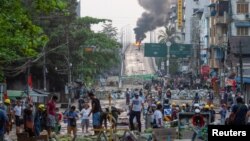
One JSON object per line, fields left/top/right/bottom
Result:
{"left": 239, "top": 41, "right": 243, "bottom": 94}
{"left": 43, "top": 47, "right": 47, "bottom": 91}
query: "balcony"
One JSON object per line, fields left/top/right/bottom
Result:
{"left": 215, "top": 15, "right": 228, "bottom": 25}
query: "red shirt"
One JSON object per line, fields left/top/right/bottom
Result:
{"left": 47, "top": 100, "right": 56, "bottom": 115}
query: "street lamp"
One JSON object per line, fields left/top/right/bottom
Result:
{"left": 166, "top": 41, "right": 172, "bottom": 76}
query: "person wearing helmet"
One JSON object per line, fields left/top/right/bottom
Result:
{"left": 3, "top": 99, "right": 13, "bottom": 135}
{"left": 34, "top": 104, "right": 46, "bottom": 136}
{"left": 13, "top": 100, "right": 22, "bottom": 134}
{"left": 191, "top": 108, "right": 205, "bottom": 141}
{"left": 202, "top": 105, "right": 210, "bottom": 113}
{"left": 210, "top": 104, "right": 216, "bottom": 123}
{"left": 0, "top": 107, "right": 8, "bottom": 141}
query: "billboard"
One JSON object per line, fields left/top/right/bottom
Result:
{"left": 177, "top": 0, "right": 183, "bottom": 29}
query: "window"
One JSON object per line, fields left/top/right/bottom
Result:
{"left": 237, "top": 27, "right": 249, "bottom": 36}
{"left": 193, "top": 8, "right": 199, "bottom": 14}
{"left": 237, "top": 3, "right": 249, "bottom": 14}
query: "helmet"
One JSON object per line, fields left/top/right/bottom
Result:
{"left": 194, "top": 103, "right": 199, "bottom": 107}
{"left": 38, "top": 104, "right": 45, "bottom": 111}
{"left": 195, "top": 109, "right": 200, "bottom": 113}
{"left": 156, "top": 101, "right": 161, "bottom": 105}
{"left": 204, "top": 105, "right": 210, "bottom": 109}
{"left": 172, "top": 102, "right": 176, "bottom": 106}
{"left": 210, "top": 104, "right": 214, "bottom": 108}
{"left": 4, "top": 99, "right": 11, "bottom": 104}
{"left": 182, "top": 104, "right": 186, "bottom": 107}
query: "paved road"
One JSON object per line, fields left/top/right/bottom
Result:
{"left": 124, "top": 45, "right": 154, "bottom": 76}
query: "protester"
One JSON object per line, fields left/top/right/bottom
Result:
{"left": 246, "top": 107, "right": 250, "bottom": 125}
{"left": 230, "top": 97, "right": 248, "bottom": 125}
{"left": 152, "top": 104, "right": 163, "bottom": 128}
{"left": 0, "top": 107, "right": 8, "bottom": 141}
{"left": 34, "top": 104, "right": 45, "bottom": 136}
{"left": 55, "top": 107, "right": 63, "bottom": 134}
{"left": 23, "top": 104, "right": 35, "bottom": 137}
{"left": 88, "top": 92, "right": 102, "bottom": 135}
{"left": 125, "top": 88, "right": 130, "bottom": 105}
{"left": 80, "top": 103, "right": 90, "bottom": 133}
{"left": 13, "top": 100, "right": 22, "bottom": 134}
{"left": 219, "top": 104, "right": 227, "bottom": 125}
{"left": 209, "top": 104, "right": 216, "bottom": 123}
{"left": 47, "top": 95, "right": 58, "bottom": 138}
{"left": 129, "top": 92, "right": 144, "bottom": 132}
{"left": 66, "top": 106, "right": 78, "bottom": 140}
{"left": 191, "top": 108, "right": 205, "bottom": 141}
{"left": 3, "top": 99, "right": 13, "bottom": 135}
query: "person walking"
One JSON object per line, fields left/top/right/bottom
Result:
{"left": 129, "top": 93, "right": 144, "bottom": 132}
{"left": 80, "top": 103, "right": 90, "bottom": 133}
{"left": 88, "top": 92, "right": 102, "bottom": 135}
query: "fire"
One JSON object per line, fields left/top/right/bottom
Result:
{"left": 134, "top": 41, "right": 141, "bottom": 47}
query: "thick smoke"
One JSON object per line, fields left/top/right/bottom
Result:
{"left": 134, "top": 0, "right": 170, "bottom": 42}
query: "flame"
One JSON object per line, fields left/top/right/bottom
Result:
{"left": 134, "top": 41, "right": 141, "bottom": 47}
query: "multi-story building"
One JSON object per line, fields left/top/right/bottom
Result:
{"left": 208, "top": 0, "right": 229, "bottom": 88}
{"left": 228, "top": 0, "right": 250, "bottom": 103}
{"left": 182, "top": 0, "right": 209, "bottom": 44}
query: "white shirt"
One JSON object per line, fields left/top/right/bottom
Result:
{"left": 80, "top": 108, "right": 90, "bottom": 119}
{"left": 131, "top": 97, "right": 143, "bottom": 112}
{"left": 153, "top": 110, "right": 163, "bottom": 127}
{"left": 14, "top": 105, "right": 22, "bottom": 116}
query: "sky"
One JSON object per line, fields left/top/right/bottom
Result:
{"left": 80, "top": 0, "right": 144, "bottom": 31}
{"left": 80, "top": 0, "right": 153, "bottom": 42}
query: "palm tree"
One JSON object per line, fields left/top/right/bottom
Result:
{"left": 157, "top": 25, "right": 181, "bottom": 75}
{"left": 158, "top": 25, "right": 180, "bottom": 43}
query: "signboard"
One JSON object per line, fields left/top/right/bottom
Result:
{"left": 144, "top": 43, "right": 167, "bottom": 57}
{"left": 144, "top": 43, "right": 192, "bottom": 58}
{"left": 177, "top": 0, "right": 183, "bottom": 29}
{"left": 170, "top": 43, "right": 192, "bottom": 58}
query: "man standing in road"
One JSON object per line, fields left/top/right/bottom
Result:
{"left": 88, "top": 92, "right": 102, "bottom": 135}
{"left": 129, "top": 92, "right": 144, "bottom": 132}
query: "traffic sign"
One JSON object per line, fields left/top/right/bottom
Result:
{"left": 144, "top": 43, "right": 167, "bottom": 57}
{"left": 144, "top": 43, "right": 192, "bottom": 58}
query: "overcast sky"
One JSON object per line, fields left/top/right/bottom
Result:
{"left": 80, "top": 0, "right": 144, "bottom": 31}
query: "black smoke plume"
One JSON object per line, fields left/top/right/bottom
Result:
{"left": 134, "top": 0, "right": 170, "bottom": 42}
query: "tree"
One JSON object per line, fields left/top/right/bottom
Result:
{"left": 101, "top": 22, "right": 118, "bottom": 40}
{"left": 158, "top": 25, "right": 180, "bottom": 43}
{"left": 157, "top": 25, "right": 181, "bottom": 75}
{"left": 0, "top": 0, "right": 67, "bottom": 81}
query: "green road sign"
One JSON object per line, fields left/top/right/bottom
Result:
{"left": 144, "top": 43, "right": 167, "bottom": 57}
{"left": 144, "top": 43, "right": 192, "bottom": 58}
{"left": 170, "top": 43, "right": 192, "bottom": 58}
